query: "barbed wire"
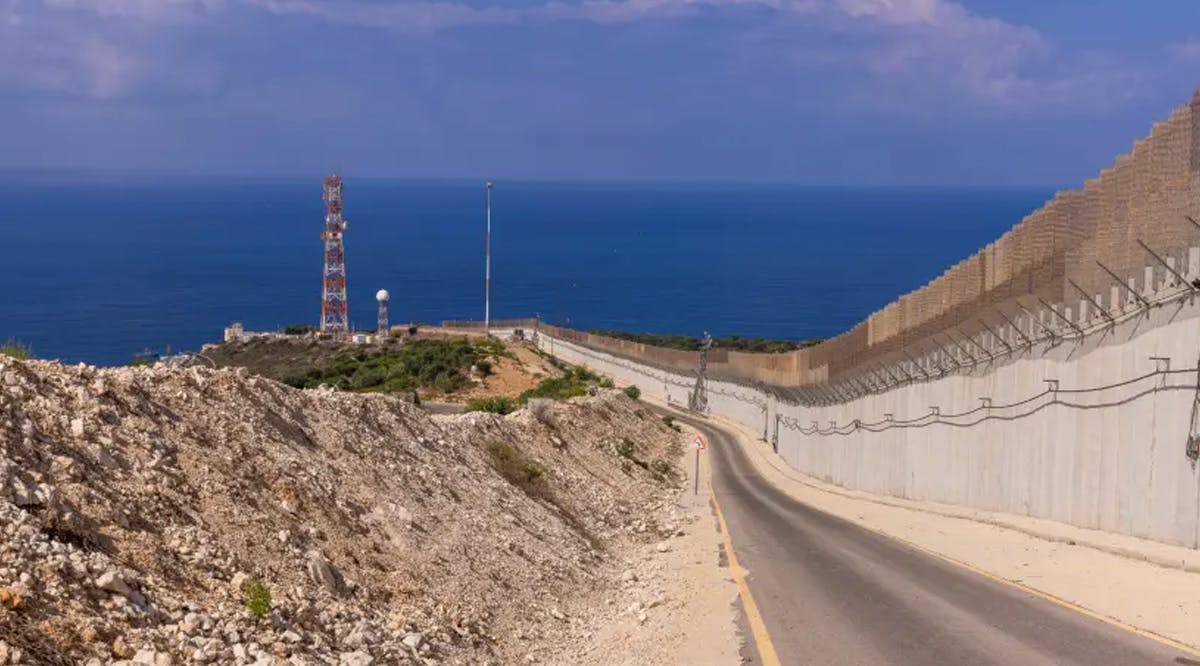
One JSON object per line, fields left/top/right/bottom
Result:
{"left": 545, "top": 333, "right": 1200, "bottom": 444}
{"left": 777, "top": 367, "right": 1197, "bottom": 437}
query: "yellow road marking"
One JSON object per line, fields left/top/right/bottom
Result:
{"left": 709, "top": 475, "right": 784, "bottom": 666}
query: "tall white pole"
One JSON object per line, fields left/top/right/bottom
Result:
{"left": 485, "top": 181, "right": 493, "bottom": 334}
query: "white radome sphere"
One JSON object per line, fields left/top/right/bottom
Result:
{"left": 376, "top": 289, "right": 390, "bottom": 302}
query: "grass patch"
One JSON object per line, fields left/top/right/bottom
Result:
{"left": 0, "top": 340, "right": 31, "bottom": 360}
{"left": 465, "top": 396, "right": 518, "bottom": 415}
{"left": 242, "top": 578, "right": 272, "bottom": 619}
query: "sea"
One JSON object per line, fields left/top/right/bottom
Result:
{"left": 1, "top": 173, "right": 1053, "bottom": 367}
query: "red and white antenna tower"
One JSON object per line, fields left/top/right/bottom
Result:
{"left": 320, "top": 174, "right": 349, "bottom": 334}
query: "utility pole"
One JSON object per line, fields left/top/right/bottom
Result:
{"left": 485, "top": 181, "right": 493, "bottom": 335}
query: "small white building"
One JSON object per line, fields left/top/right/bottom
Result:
{"left": 224, "top": 322, "right": 245, "bottom": 343}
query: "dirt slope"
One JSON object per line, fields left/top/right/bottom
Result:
{"left": 0, "top": 357, "right": 684, "bottom": 665}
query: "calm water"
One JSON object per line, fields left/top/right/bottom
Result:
{"left": 1, "top": 174, "right": 1051, "bottom": 366}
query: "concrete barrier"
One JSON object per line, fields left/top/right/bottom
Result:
{"left": 535, "top": 298, "right": 1200, "bottom": 548}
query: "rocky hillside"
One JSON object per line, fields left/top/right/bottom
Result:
{"left": 0, "top": 357, "right": 685, "bottom": 665}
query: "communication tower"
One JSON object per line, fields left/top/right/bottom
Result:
{"left": 320, "top": 175, "right": 349, "bottom": 334}
{"left": 376, "top": 289, "right": 390, "bottom": 336}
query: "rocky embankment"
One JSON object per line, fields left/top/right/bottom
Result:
{"left": 0, "top": 358, "right": 686, "bottom": 665}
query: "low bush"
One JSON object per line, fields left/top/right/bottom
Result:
{"left": 527, "top": 398, "right": 554, "bottom": 425}
{"left": 465, "top": 396, "right": 517, "bottom": 415}
{"left": 242, "top": 578, "right": 272, "bottom": 619}
{"left": 282, "top": 324, "right": 317, "bottom": 335}
{"left": 286, "top": 337, "right": 483, "bottom": 395}
{"left": 615, "top": 438, "right": 636, "bottom": 459}
{"left": 487, "top": 442, "right": 550, "bottom": 499}
{"left": 623, "top": 385, "right": 641, "bottom": 400}
{"left": 520, "top": 374, "right": 589, "bottom": 402}
{"left": 0, "top": 340, "right": 31, "bottom": 360}
{"left": 662, "top": 415, "right": 682, "bottom": 432}
{"left": 650, "top": 459, "right": 673, "bottom": 481}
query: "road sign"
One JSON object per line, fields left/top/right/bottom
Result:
{"left": 692, "top": 434, "right": 706, "bottom": 495}
{"left": 693, "top": 434, "right": 706, "bottom": 450}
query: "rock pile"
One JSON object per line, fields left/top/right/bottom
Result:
{"left": 0, "top": 357, "right": 683, "bottom": 664}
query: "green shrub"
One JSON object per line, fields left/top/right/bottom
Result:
{"left": 286, "top": 337, "right": 484, "bottom": 395}
{"left": 520, "top": 374, "right": 589, "bottom": 402}
{"left": 623, "top": 385, "right": 641, "bottom": 400}
{"left": 615, "top": 438, "right": 636, "bottom": 459}
{"left": 0, "top": 340, "right": 31, "bottom": 360}
{"left": 598, "top": 377, "right": 615, "bottom": 388}
{"left": 475, "top": 360, "right": 493, "bottom": 375}
{"left": 465, "top": 396, "right": 517, "bottom": 415}
{"left": 650, "top": 459, "right": 672, "bottom": 481}
{"left": 242, "top": 578, "right": 272, "bottom": 619}
{"left": 662, "top": 415, "right": 681, "bottom": 432}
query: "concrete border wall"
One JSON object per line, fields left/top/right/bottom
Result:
{"left": 524, "top": 90, "right": 1200, "bottom": 548}
{"left": 536, "top": 299, "right": 1200, "bottom": 547}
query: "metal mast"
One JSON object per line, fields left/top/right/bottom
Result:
{"left": 320, "top": 174, "right": 349, "bottom": 334}
{"left": 485, "top": 181, "right": 493, "bottom": 334}
{"left": 688, "top": 331, "right": 713, "bottom": 413}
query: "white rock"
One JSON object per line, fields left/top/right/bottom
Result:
{"left": 339, "top": 651, "right": 373, "bottom": 666}
{"left": 342, "top": 622, "right": 377, "bottom": 649}
{"left": 71, "top": 418, "right": 85, "bottom": 438}
{"left": 401, "top": 632, "right": 426, "bottom": 650}
{"left": 96, "top": 570, "right": 132, "bottom": 596}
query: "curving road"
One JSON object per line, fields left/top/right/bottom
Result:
{"left": 672, "top": 411, "right": 1195, "bottom": 666}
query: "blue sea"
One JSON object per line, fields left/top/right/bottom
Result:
{"left": 1, "top": 174, "right": 1051, "bottom": 366}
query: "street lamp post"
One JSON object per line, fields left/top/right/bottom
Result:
{"left": 485, "top": 181, "right": 493, "bottom": 335}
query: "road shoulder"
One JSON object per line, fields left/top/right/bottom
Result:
{"left": 564, "top": 429, "right": 745, "bottom": 666}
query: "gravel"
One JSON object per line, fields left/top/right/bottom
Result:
{"left": 0, "top": 355, "right": 685, "bottom": 664}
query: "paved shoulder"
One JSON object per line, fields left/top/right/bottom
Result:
{"left": 680, "top": 413, "right": 1189, "bottom": 666}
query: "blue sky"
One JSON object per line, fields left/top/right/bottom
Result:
{"left": 1, "top": 0, "right": 1197, "bottom": 185}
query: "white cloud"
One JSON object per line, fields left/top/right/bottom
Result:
{"left": 41, "top": 0, "right": 225, "bottom": 22}
{"left": 0, "top": 0, "right": 1145, "bottom": 111}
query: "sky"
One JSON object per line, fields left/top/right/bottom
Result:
{"left": 1, "top": 0, "right": 1198, "bottom": 185}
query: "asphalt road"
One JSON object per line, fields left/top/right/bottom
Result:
{"left": 676, "top": 412, "right": 1194, "bottom": 666}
